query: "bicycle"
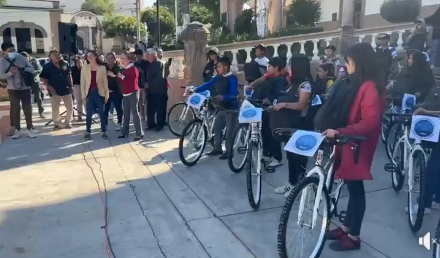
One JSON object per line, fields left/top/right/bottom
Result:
{"left": 384, "top": 113, "right": 428, "bottom": 232}
{"left": 433, "top": 216, "right": 440, "bottom": 258}
{"left": 167, "top": 86, "right": 201, "bottom": 137}
{"left": 242, "top": 101, "right": 274, "bottom": 210}
{"left": 275, "top": 128, "right": 365, "bottom": 258}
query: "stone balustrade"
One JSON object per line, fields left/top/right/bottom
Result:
{"left": 164, "top": 22, "right": 417, "bottom": 79}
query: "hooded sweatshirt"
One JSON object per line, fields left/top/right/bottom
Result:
{"left": 0, "top": 54, "right": 34, "bottom": 90}
{"left": 406, "top": 19, "right": 429, "bottom": 52}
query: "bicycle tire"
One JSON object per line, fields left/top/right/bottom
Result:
{"left": 246, "top": 140, "right": 262, "bottom": 210}
{"left": 408, "top": 150, "right": 427, "bottom": 233}
{"left": 178, "top": 119, "right": 207, "bottom": 167}
{"left": 432, "top": 216, "right": 440, "bottom": 258}
{"left": 391, "top": 140, "right": 405, "bottom": 192}
{"left": 167, "top": 102, "right": 196, "bottom": 137}
{"left": 278, "top": 177, "right": 330, "bottom": 258}
{"left": 381, "top": 116, "right": 389, "bottom": 144}
{"left": 227, "top": 125, "right": 248, "bottom": 173}
{"left": 385, "top": 123, "right": 400, "bottom": 162}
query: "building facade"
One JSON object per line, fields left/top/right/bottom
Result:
{"left": 0, "top": 0, "right": 62, "bottom": 57}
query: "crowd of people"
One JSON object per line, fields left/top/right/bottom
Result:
{"left": 0, "top": 42, "right": 169, "bottom": 141}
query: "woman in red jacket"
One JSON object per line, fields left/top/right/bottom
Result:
{"left": 314, "top": 43, "right": 385, "bottom": 251}
{"left": 108, "top": 52, "right": 144, "bottom": 140}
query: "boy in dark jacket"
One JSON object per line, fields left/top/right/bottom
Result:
{"left": 375, "top": 33, "right": 397, "bottom": 81}
{"left": 194, "top": 56, "right": 239, "bottom": 159}
{"left": 406, "top": 19, "right": 430, "bottom": 53}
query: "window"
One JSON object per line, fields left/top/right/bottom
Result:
{"left": 332, "top": 13, "right": 337, "bottom": 21}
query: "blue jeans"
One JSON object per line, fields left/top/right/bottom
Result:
{"left": 424, "top": 143, "right": 440, "bottom": 208}
{"left": 86, "top": 88, "right": 106, "bottom": 133}
{"left": 431, "top": 39, "right": 440, "bottom": 67}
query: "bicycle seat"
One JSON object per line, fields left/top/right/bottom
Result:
{"left": 384, "top": 112, "right": 412, "bottom": 125}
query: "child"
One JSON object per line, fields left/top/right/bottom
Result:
{"left": 315, "top": 63, "right": 336, "bottom": 96}
{"left": 193, "top": 56, "right": 239, "bottom": 160}
{"left": 320, "top": 45, "right": 341, "bottom": 77}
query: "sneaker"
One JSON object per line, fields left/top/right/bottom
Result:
{"left": 115, "top": 124, "right": 121, "bottom": 131}
{"left": 39, "top": 113, "right": 45, "bottom": 118}
{"left": 328, "top": 234, "right": 361, "bottom": 251}
{"left": 219, "top": 152, "right": 229, "bottom": 160}
{"left": 28, "top": 129, "right": 38, "bottom": 138}
{"left": 432, "top": 202, "right": 440, "bottom": 210}
{"left": 12, "top": 130, "right": 20, "bottom": 139}
{"left": 275, "top": 183, "right": 293, "bottom": 194}
{"left": 101, "top": 133, "right": 108, "bottom": 139}
{"left": 84, "top": 133, "right": 91, "bottom": 140}
{"left": 269, "top": 159, "right": 282, "bottom": 167}
{"left": 405, "top": 205, "right": 432, "bottom": 215}
{"left": 326, "top": 227, "right": 348, "bottom": 240}
{"left": 206, "top": 149, "right": 223, "bottom": 156}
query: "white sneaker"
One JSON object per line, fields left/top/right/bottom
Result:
{"left": 12, "top": 130, "right": 20, "bottom": 139}
{"left": 115, "top": 124, "right": 121, "bottom": 131}
{"left": 405, "top": 205, "right": 432, "bottom": 215}
{"left": 108, "top": 114, "right": 114, "bottom": 120}
{"left": 431, "top": 202, "right": 440, "bottom": 210}
{"left": 269, "top": 159, "right": 282, "bottom": 167}
{"left": 28, "top": 129, "right": 38, "bottom": 138}
{"left": 275, "top": 183, "right": 293, "bottom": 194}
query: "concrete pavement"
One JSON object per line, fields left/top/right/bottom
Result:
{"left": 0, "top": 102, "right": 437, "bottom": 258}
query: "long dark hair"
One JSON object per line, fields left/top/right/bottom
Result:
{"left": 86, "top": 50, "right": 105, "bottom": 66}
{"left": 408, "top": 51, "right": 433, "bottom": 81}
{"left": 314, "top": 43, "right": 384, "bottom": 130}
{"left": 290, "top": 54, "right": 313, "bottom": 89}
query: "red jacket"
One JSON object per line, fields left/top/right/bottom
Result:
{"left": 335, "top": 80, "right": 385, "bottom": 180}
{"left": 117, "top": 64, "right": 139, "bottom": 95}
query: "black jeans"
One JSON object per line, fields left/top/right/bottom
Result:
{"left": 8, "top": 89, "right": 34, "bottom": 131}
{"left": 104, "top": 91, "right": 123, "bottom": 125}
{"left": 343, "top": 180, "right": 366, "bottom": 236}
{"left": 286, "top": 117, "right": 309, "bottom": 184}
{"left": 262, "top": 113, "right": 282, "bottom": 161}
{"left": 146, "top": 92, "right": 168, "bottom": 128}
{"left": 32, "top": 84, "right": 44, "bottom": 114}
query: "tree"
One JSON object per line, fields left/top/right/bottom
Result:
{"left": 286, "top": 0, "right": 322, "bottom": 27}
{"left": 234, "top": 9, "right": 256, "bottom": 36}
{"left": 190, "top": 4, "right": 214, "bottom": 24}
{"left": 0, "top": 0, "right": 7, "bottom": 6}
{"left": 380, "top": 0, "right": 421, "bottom": 23}
{"left": 141, "top": 6, "right": 175, "bottom": 40}
{"left": 81, "top": 0, "right": 115, "bottom": 15}
{"left": 102, "top": 15, "right": 147, "bottom": 43}
{"left": 158, "top": 0, "right": 220, "bottom": 24}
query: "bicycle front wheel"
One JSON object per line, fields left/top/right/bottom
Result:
{"left": 278, "top": 177, "right": 330, "bottom": 258}
{"left": 407, "top": 150, "right": 427, "bottom": 233}
{"left": 167, "top": 102, "right": 196, "bottom": 137}
{"left": 386, "top": 123, "right": 400, "bottom": 162}
{"left": 228, "top": 125, "right": 249, "bottom": 173}
{"left": 246, "top": 140, "right": 262, "bottom": 210}
{"left": 391, "top": 139, "right": 405, "bottom": 192}
{"left": 178, "top": 119, "right": 207, "bottom": 167}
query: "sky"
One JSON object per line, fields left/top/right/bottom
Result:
{"left": 144, "top": 0, "right": 155, "bottom": 7}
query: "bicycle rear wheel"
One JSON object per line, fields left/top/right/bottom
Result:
{"left": 386, "top": 123, "right": 400, "bottom": 161}
{"left": 178, "top": 119, "right": 207, "bottom": 167}
{"left": 167, "top": 102, "right": 196, "bottom": 137}
{"left": 228, "top": 125, "right": 249, "bottom": 173}
{"left": 278, "top": 177, "right": 330, "bottom": 258}
{"left": 391, "top": 140, "right": 405, "bottom": 192}
{"left": 246, "top": 140, "right": 262, "bottom": 210}
{"left": 408, "top": 150, "right": 427, "bottom": 233}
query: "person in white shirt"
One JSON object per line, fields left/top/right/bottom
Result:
{"left": 254, "top": 44, "right": 269, "bottom": 75}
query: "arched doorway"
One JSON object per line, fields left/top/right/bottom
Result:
{"left": 35, "top": 29, "right": 45, "bottom": 54}
{"left": 70, "top": 11, "right": 103, "bottom": 52}
{"left": 0, "top": 21, "right": 48, "bottom": 54}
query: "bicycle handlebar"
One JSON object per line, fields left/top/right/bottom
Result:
{"left": 271, "top": 128, "right": 367, "bottom": 143}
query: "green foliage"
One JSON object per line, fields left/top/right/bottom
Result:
{"left": 81, "top": 0, "right": 115, "bottom": 15}
{"left": 158, "top": 0, "right": 220, "bottom": 24}
{"left": 286, "top": 0, "right": 322, "bottom": 27}
{"left": 0, "top": 0, "right": 7, "bottom": 6}
{"left": 190, "top": 4, "right": 214, "bottom": 24}
{"left": 234, "top": 9, "right": 257, "bottom": 36}
{"left": 141, "top": 6, "right": 175, "bottom": 40}
{"left": 102, "top": 15, "right": 147, "bottom": 43}
{"left": 380, "top": 0, "right": 421, "bottom": 23}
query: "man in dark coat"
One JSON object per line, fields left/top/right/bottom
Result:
{"left": 145, "top": 48, "right": 168, "bottom": 131}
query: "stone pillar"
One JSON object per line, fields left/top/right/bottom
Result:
{"left": 180, "top": 22, "right": 210, "bottom": 87}
{"left": 10, "top": 28, "right": 17, "bottom": 49}
{"left": 30, "top": 29, "right": 37, "bottom": 54}
{"left": 339, "top": 0, "right": 356, "bottom": 56}
{"left": 88, "top": 27, "right": 93, "bottom": 49}
{"left": 272, "top": 0, "right": 283, "bottom": 32}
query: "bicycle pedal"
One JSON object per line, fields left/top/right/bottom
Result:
{"left": 384, "top": 163, "right": 397, "bottom": 173}
{"left": 237, "top": 146, "right": 247, "bottom": 154}
{"left": 338, "top": 211, "right": 347, "bottom": 223}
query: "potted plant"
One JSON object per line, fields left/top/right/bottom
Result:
{"left": 380, "top": 0, "right": 421, "bottom": 23}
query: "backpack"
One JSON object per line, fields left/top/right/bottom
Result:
{"left": 5, "top": 58, "right": 34, "bottom": 87}
{"left": 243, "top": 61, "right": 265, "bottom": 83}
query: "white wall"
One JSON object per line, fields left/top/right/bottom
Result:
{"left": 0, "top": 9, "right": 53, "bottom": 51}
{"left": 58, "top": 0, "right": 143, "bottom": 16}
{"left": 319, "top": 0, "right": 340, "bottom": 22}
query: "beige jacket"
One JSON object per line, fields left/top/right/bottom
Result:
{"left": 80, "top": 64, "right": 109, "bottom": 101}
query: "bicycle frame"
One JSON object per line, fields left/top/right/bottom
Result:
{"left": 249, "top": 121, "right": 263, "bottom": 172}
{"left": 297, "top": 147, "right": 342, "bottom": 229}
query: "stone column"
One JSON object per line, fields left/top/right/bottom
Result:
{"left": 180, "top": 22, "right": 210, "bottom": 86}
{"left": 339, "top": 0, "right": 356, "bottom": 56}
{"left": 88, "top": 27, "right": 93, "bottom": 49}
{"left": 10, "top": 28, "right": 17, "bottom": 49}
{"left": 272, "top": 0, "right": 283, "bottom": 32}
{"left": 30, "top": 28, "right": 37, "bottom": 54}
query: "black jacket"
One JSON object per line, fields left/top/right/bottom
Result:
{"left": 106, "top": 65, "right": 121, "bottom": 93}
{"left": 203, "top": 60, "right": 216, "bottom": 82}
{"left": 71, "top": 66, "right": 81, "bottom": 85}
{"left": 147, "top": 59, "right": 167, "bottom": 94}
{"left": 425, "top": 11, "right": 440, "bottom": 40}
{"left": 252, "top": 75, "right": 286, "bottom": 102}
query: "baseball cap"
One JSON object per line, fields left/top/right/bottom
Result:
{"left": 377, "top": 33, "right": 390, "bottom": 40}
